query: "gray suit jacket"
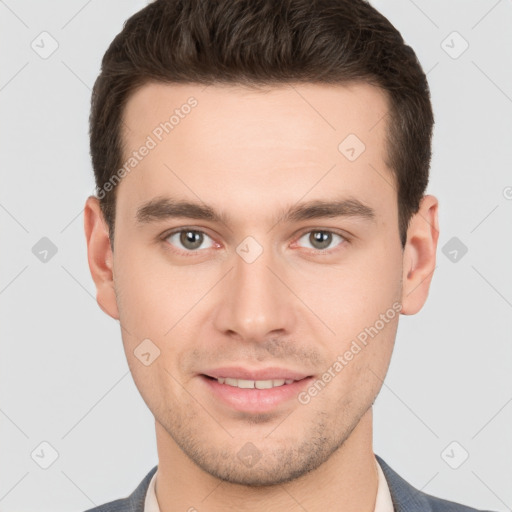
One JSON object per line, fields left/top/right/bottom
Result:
{"left": 84, "top": 454, "right": 496, "bottom": 511}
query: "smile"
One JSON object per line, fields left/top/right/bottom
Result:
{"left": 200, "top": 372, "right": 314, "bottom": 413}
{"left": 215, "top": 377, "right": 296, "bottom": 389}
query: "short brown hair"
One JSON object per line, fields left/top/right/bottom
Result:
{"left": 90, "top": 0, "right": 434, "bottom": 249}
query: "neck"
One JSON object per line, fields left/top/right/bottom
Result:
{"left": 154, "top": 408, "right": 378, "bottom": 512}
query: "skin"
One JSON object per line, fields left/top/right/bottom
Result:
{"left": 84, "top": 82, "right": 438, "bottom": 512}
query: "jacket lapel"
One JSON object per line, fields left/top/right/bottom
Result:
{"left": 375, "top": 454, "right": 434, "bottom": 512}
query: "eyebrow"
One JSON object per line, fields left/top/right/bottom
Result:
{"left": 135, "top": 196, "right": 377, "bottom": 226}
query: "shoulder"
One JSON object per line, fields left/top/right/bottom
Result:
{"left": 83, "top": 465, "right": 158, "bottom": 512}
{"left": 83, "top": 459, "right": 497, "bottom": 512}
{"left": 375, "top": 454, "right": 497, "bottom": 512}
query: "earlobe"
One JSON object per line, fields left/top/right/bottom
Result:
{"left": 400, "top": 195, "right": 439, "bottom": 315}
{"left": 83, "top": 196, "right": 120, "bottom": 320}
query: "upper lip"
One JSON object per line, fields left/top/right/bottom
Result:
{"left": 202, "top": 367, "right": 312, "bottom": 381}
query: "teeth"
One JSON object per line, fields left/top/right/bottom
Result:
{"left": 216, "top": 377, "right": 295, "bottom": 388}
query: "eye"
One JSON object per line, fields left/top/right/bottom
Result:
{"left": 162, "top": 227, "right": 348, "bottom": 256}
{"left": 164, "top": 229, "right": 216, "bottom": 253}
{"left": 295, "top": 230, "right": 347, "bottom": 252}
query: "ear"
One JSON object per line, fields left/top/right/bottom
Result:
{"left": 84, "top": 196, "right": 120, "bottom": 320}
{"left": 400, "top": 194, "right": 439, "bottom": 315}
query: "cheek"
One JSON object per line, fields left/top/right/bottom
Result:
{"left": 113, "top": 244, "right": 191, "bottom": 337}
{"left": 332, "top": 256, "right": 401, "bottom": 385}
{"left": 289, "top": 246, "right": 402, "bottom": 336}
{"left": 113, "top": 246, "right": 211, "bottom": 384}
{"left": 115, "top": 265, "right": 189, "bottom": 414}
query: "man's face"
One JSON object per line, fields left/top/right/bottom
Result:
{"left": 95, "top": 82, "right": 408, "bottom": 485}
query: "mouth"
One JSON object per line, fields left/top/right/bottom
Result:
{"left": 199, "top": 368, "right": 314, "bottom": 413}
{"left": 202, "top": 375, "right": 297, "bottom": 389}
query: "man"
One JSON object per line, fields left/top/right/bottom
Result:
{"left": 83, "top": 0, "right": 495, "bottom": 510}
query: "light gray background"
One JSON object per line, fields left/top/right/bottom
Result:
{"left": 1, "top": 0, "right": 511, "bottom": 511}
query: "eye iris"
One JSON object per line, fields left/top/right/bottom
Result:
{"left": 310, "top": 231, "right": 332, "bottom": 250}
{"left": 180, "top": 230, "right": 203, "bottom": 250}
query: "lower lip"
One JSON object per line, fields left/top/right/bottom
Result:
{"left": 200, "top": 375, "right": 314, "bottom": 413}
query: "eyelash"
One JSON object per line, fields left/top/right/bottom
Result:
{"left": 160, "top": 227, "right": 350, "bottom": 257}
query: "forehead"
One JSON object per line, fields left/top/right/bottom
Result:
{"left": 122, "top": 81, "right": 390, "bottom": 150}
{"left": 117, "top": 81, "right": 395, "bottom": 228}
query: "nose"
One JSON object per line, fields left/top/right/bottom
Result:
{"left": 212, "top": 239, "right": 297, "bottom": 344}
